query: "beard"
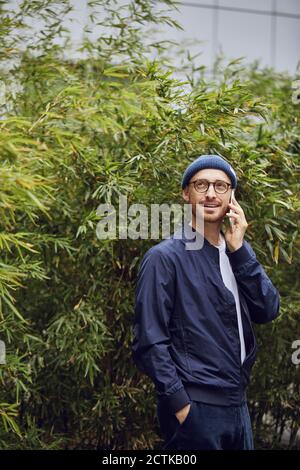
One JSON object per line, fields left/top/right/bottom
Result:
{"left": 191, "top": 201, "right": 226, "bottom": 224}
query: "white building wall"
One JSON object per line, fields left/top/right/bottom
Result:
{"left": 11, "top": 0, "right": 300, "bottom": 74}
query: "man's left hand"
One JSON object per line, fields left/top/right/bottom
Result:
{"left": 224, "top": 196, "right": 248, "bottom": 252}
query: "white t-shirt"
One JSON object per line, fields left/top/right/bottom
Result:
{"left": 213, "top": 233, "right": 246, "bottom": 364}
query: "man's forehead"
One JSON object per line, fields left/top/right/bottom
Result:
{"left": 192, "top": 168, "right": 231, "bottom": 183}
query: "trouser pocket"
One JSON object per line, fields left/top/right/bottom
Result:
{"left": 157, "top": 400, "right": 194, "bottom": 450}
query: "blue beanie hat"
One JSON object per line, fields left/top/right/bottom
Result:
{"left": 181, "top": 154, "right": 237, "bottom": 189}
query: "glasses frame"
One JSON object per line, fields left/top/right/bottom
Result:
{"left": 188, "top": 178, "right": 232, "bottom": 194}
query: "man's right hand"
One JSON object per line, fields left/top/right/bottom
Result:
{"left": 175, "top": 403, "right": 191, "bottom": 425}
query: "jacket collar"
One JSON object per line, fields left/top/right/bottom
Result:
{"left": 173, "top": 221, "right": 231, "bottom": 263}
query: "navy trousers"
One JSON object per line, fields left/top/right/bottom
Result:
{"left": 157, "top": 400, "right": 254, "bottom": 450}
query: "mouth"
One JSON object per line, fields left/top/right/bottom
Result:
{"left": 203, "top": 204, "right": 220, "bottom": 208}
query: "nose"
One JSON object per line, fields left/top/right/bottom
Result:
{"left": 206, "top": 183, "right": 217, "bottom": 198}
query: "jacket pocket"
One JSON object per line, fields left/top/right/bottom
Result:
{"left": 240, "top": 293, "right": 257, "bottom": 358}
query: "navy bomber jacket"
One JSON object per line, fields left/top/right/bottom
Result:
{"left": 131, "top": 222, "right": 280, "bottom": 415}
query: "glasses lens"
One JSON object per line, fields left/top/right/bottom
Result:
{"left": 194, "top": 180, "right": 208, "bottom": 192}
{"left": 215, "top": 181, "right": 228, "bottom": 193}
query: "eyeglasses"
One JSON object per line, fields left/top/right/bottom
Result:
{"left": 188, "top": 179, "right": 232, "bottom": 194}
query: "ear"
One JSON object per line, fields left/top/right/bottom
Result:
{"left": 182, "top": 188, "right": 189, "bottom": 202}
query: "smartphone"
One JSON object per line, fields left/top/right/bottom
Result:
{"left": 228, "top": 188, "right": 235, "bottom": 228}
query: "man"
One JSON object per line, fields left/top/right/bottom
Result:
{"left": 131, "top": 154, "right": 280, "bottom": 450}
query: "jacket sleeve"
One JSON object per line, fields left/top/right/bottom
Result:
{"left": 131, "top": 246, "right": 191, "bottom": 415}
{"left": 226, "top": 240, "right": 280, "bottom": 324}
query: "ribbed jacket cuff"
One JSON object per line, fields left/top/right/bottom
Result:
{"left": 226, "top": 242, "right": 254, "bottom": 269}
{"left": 158, "top": 387, "right": 191, "bottom": 415}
